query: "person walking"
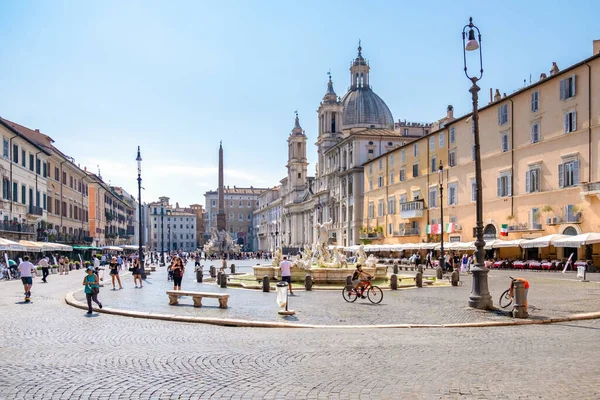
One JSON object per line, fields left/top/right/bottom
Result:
{"left": 18, "top": 256, "right": 36, "bottom": 302}
{"left": 220, "top": 256, "right": 227, "bottom": 272}
{"left": 39, "top": 255, "right": 50, "bottom": 283}
{"left": 82, "top": 266, "right": 102, "bottom": 314}
{"left": 279, "top": 256, "right": 294, "bottom": 295}
{"left": 425, "top": 250, "right": 433, "bottom": 269}
{"left": 132, "top": 258, "right": 143, "bottom": 288}
{"left": 108, "top": 256, "right": 123, "bottom": 290}
{"left": 170, "top": 257, "right": 184, "bottom": 291}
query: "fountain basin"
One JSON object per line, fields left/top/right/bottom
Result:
{"left": 252, "top": 265, "right": 388, "bottom": 283}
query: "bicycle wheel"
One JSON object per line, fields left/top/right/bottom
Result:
{"left": 342, "top": 286, "right": 358, "bottom": 303}
{"left": 499, "top": 289, "right": 513, "bottom": 308}
{"left": 367, "top": 286, "right": 383, "bottom": 304}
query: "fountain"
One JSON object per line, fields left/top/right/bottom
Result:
{"left": 203, "top": 227, "right": 241, "bottom": 257}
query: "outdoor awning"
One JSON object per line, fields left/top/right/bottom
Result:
{"left": 520, "top": 234, "right": 569, "bottom": 248}
{"left": 122, "top": 245, "right": 146, "bottom": 250}
{"left": 73, "top": 245, "right": 102, "bottom": 250}
{"left": 102, "top": 246, "right": 124, "bottom": 251}
{"left": 0, "top": 238, "right": 26, "bottom": 251}
{"left": 491, "top": 239, "right": 526, "bottom": 248}
{"left": 552, "top": 232, "right": 600, "bottom": 248}
{"left": 18, "top": 240, "right": 48, "bottom": 252}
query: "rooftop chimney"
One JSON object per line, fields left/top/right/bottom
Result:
{"left": 594, "top": 40, "right": 600, "bottom": 55}
{"left": 446, "top": 105, "right": 454, "bottom": 120}
{"left": 35, "top": 129, "right": 40, "bottom": 132}
{"left": 550, "top": 62, "right": 559, "bottom": 76}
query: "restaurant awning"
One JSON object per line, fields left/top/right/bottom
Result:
{"left": 519, "top": 234, "right": 569, "bottom": 248}
{"left": 551, "top": 232, "right": 600, "bottom": 248}
{"left": 0, "top": 238, "right": 27, "bottom": 251}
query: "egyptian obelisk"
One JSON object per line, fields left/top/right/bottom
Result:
{"left": 216, "top": 141, "right": 226, "bottom": 232}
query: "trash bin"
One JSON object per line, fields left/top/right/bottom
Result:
{"left": 577, "top": 266, "right": 587, "bottom": 281}
{"left": 276, "top": 281, "right": 288, "bottom": 308}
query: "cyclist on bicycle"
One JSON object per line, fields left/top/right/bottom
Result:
{"left": 352, "top": 264, "right": 373, "bottom": 298}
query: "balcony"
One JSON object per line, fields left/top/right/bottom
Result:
{"left": 0, "top": 221, "right": 35, "bottom": 234}
{"left": 400, "top": 199, "right": 425, "bottom": 219}
{"left": 508, "top": 223, "right": 543, "bottom": 232}
{"left": 393, "top": 228, "right": 420, "bottom": 236}
{"left": 564, "top": 213, "right": 582, "bottom": 224}
{"left": 580, "top": 182, "right": 600, "bottom": 198}
{"left": 359, "top": 232, "right": 382, "bottom": 240}
{"left": 28, "top": 205, "right": 44, "bottom": 216}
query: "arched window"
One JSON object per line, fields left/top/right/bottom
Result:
{"left": 483, "top": 224, "right": 497, "bottom": 239}
{"left": 331, "top": 114, "right": 336, "bottom": 132}
{"left": 563, "top": 226, "right": 577, "bottom": 236}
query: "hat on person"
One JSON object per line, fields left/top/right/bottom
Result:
{"left": 87, "top": 266, "right": 95, "bottom": 272}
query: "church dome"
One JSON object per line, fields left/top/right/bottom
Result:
{"left": 341, "top": 87, "right": 394, "bottom": 129}
{"left": 340, "top": 43, "right": 394, "bottom": 129}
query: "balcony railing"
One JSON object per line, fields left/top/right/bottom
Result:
{"left": 359, "top": 233, "right": 382, "bottom": 240}
{"left": 400, "top": 199, "right": 425, "bottom": 219}
{"left": 394, "top": 228, "right": 420, "bottom": 236}
{"left": 0, "top": 222, "right": 35, "bottom": 234}
{"left": 564, "top": 213, "right": 582, "bottom": 223}
{"left": 28, "top": 205, "right": 44, "bottom": 216}
{"left": 580, "top": 181, "right": 600, "bottom": 194}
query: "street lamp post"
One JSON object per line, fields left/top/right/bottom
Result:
{"left": 463, "top": 17, "right": 493, "bottom": 309}
{"left": 438, "top": 161, "right": 445, "bottom": 271}
{"left": 136, "top": 146, "right": 145, "bottom": 279}
{"left": 160, "top": 208, "right": 165, "bottom": 266}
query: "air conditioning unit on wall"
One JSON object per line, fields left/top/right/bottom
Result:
{"left": 454, "top": 223, "right": 462, "bottom": 231}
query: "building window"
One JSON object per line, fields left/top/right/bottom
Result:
{"left": 559, "top": 159, "right": 579, "bottom": 188}
{"left": 431, "top": 156, "right": 437, "bottom": 173}
{"left": 378, "top": 159, "right": 382, "bottom": 170}
{"left": 389, "top": 172, "right": 395, "bottom": 185}
{"left": 450, "top": 127, "right": 455, "bottom": 144}
{"left": 388, "top": 196, "right": 395, "bottom": 214}
{"left": 2, "top": 177, "right": 9, "bottom": 199}
{"left": 29, "top": 154, "right": 34, "bottom": 171}
{"left": 368, "top": 202, "right": 374, "bottom": 218}
{"left": 530, "top": 207, "right": 541, "bottom": 229}
{"left": 470, "top": 179, "right": 476, "bottom": 202}
{"left": 448, "top": 183, "right": 457, "bottom": 205}
{"left": 403, "top": 128, "right": 408, "bottom": 136}
{"left": 531, "top": 122, "right": 540, "bottom": 143}
{"left": 377, "top": 200, "right": 384, "bottom": 217}
{"left": 401, "top": 149, "right": 405, "bottom": 163}
{"left": 399, "top": 194, "right": 407, "bottom": 204}
{"left": 526, "top": 166, "right": 541, "bottom": 193}
{"left": 389, "top": 154, "right": 394, "bottom": 166}
{"left": 12, "top": 182, "right": 17, "bottom": 202}
{"left": 449, "top": 150, "right": 456, "bottom": 167}
{"left": 412, "top": 163, "right": 419, "bottom": 178}
{"left": 368, "top": 164, "right": 372, "bottom": 173}
{"left": 368, "top": 149, "right": 374, "bottom": 154}
{"left": 559, "top": 75, "right": 576, "bottom": 100}
{"left": 439, "top": 132, "right": 444, "bottom": 148}
{"left": 399, "top": 169, "right": 406, "bottom": 182}
{"left": 498, "top": 104, "right": 508, "bottom": 125}
{"left": 413, "top": 143, "right": 418, "bottom": 157}
{"left": 12, "top": 144, "right": 18, "bottom": 163}
{"left": 564, "top": 110, "right": 577, "bottom": 133}
{"left": 412, "top": 190, "right": 420, "bottom": 200}
{"left": 471, "top": 145, "right": 476, "bottom": 161}
{"left": 497, "top": 172, "right": 512, "bottom": 197}
{"left": 42, "top": 162, "right": 47, "bottom": 178}
{"left": 501, "top": 132, "right": 509, "bottom": 152}
{"left": 368, "top": 179, "right": 373, "bottom": 191}
{"left": 531, "top": 91, "right": 539, "bottom": 112}
{"left": 378, "top": 176, "right": 383, "bottom": 188}
{"left": 429, "top": 137, "right": 435, "bottom": 151}
{"left": 212, "top": 200, "right": 216, "bottom": 206}
{"left": 62, "top": 171, "right": 66, "bottom": 184}
{"left": 22, "top": 150, "right": 26, "bottom": 167}
{"left": 2, "top": 139, "right": 8, "bottom": 158}
{"left": 388, "top": 223, "right": 393, "bottom": 235}
{"left": 428, "top": 187, "right": 438, "bottom": 208}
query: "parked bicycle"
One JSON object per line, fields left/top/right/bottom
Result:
{"left": 499, "top": 276, "right": 517, "bottom": 308}
{"left": 342, "top": 276, "right": 383, "bottom": 304}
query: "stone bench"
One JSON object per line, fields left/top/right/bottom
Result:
{"left": 166, "top": 290, "right": 229, "bottom": 308}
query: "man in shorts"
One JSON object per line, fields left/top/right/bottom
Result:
{"left": 351, "top": 264, "right": 373, "bottom": 298}
{"left": 279, "top": 256, "right": 294, "bottom": 295}
{"left": 18, "top": 256, "right": 36, "bottom": 301}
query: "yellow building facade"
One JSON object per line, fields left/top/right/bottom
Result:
{"left": 363, "top": 43, "right": 600, "bottom": 263}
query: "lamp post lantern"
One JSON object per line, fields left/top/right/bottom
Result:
{"left": 438, "top": 161, "right": 445, "bottom": 271}
{"left": 463, "top": 17, "right": 493, "bottom": 309}
{"left": 136, "top": 146, "right": 145, "bottom": 279}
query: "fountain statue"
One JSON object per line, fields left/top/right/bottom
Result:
{"left": 312, "top": 220, "right": 333, "bottom": 266}
{"left": 331, "top": 247, "right": 348, "bottom": 268}
{"left": 203, "top": 227, "right": 241, "bottom": 257}
{"left": 272, "top": 246, "right": 283, "bottom": 267}
{"left": 365, "top": 254, "right": 379, "bottom": 268}
{"left": 356, "top": 244, "right": 367, "bottom": 265}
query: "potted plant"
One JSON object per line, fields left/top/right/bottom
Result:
{"left": 51, "top": 264, "right": 58, "bottom": 274}
{"left": 74, "top": 261, "right": 81, "bottom": 270}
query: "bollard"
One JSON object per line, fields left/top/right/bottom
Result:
{"left": 220, "top": 274, "right": 227, "bottom": 288}
{"left": 346, "top": 275, "right": 353, "bottom": 290}
{"left": 393, "top": 264, "right": 399, "bottom": 274}
{"left": 415, "top": 271, "right": 423, "bottom": 288}
{"left": 230, "top": 264, "right": 236, "bottom": 274}
{"left": 262, "top": 275, "right": 270, "bottom": 292}
{"left": 196, "top": 268, "right": 203, "bottom": 283}
{"left": 216, "top": 271, "right": 222, "bottom": 286}
{"left": 417, "top": 265, "right": 423, "bottom": 274}
{"left": 451, "top": 270, "right": 459, "bottom": 286}
{"left": 436, "top": 267, "right": 443, "bottom": 280}
{"left": 390, "top": 274, "right": 398, "bottom": 290}
{"left": 512, "top": 280, "right": 529, "bottom": 318}
{"left": 305, "top": 274, "right": 313, "bottom": 291}
{"left": 209, "top": 266, "right": 216, "bottom": 278}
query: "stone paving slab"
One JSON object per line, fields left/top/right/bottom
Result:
{"left": 71, "top": 260, "right": 600, "bottom": 326}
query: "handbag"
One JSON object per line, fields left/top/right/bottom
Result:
{"left": 91, "top": 287, "right": 100, "bottom": 295}
{"left": 128, "top": 267, "right": 135, "bottom": 272}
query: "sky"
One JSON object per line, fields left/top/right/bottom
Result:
{"left": 0, "top": 0, "right": 598, "bottom": 207}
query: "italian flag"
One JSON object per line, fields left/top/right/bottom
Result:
{"left": 426, "top": 224, "right": 442, "bottom": 234}
{"left": 501, "top": 224, "right": 509, "bottom": 236}
{"left": 446, "top": 223, "right": 455, "bottom": 233}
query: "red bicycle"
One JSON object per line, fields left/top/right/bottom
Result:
{"left": 342, "top": 277, "right": 383, "bottom": 304}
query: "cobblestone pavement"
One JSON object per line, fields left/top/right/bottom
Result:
{"left": 1, "top": 262, "right": 599, "bottom": 399}
{"left": 71, "top": 260, "right": 600, "bottom": 326}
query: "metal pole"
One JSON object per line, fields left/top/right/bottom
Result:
{"left": 161, "top": 210, "right": 165, "bottom": 266}
{"left": 136, "top": 146, "right": 145, "bottom": 279}
{"left": 438, "top": 162, "right": 444, "bottom": 271}
{"left": 468, "top": 78, "right": 493, "bottom": 309}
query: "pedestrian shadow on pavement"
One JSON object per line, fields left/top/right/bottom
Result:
{"left": 283, "top": 315, "right": 298, "bottom": 322}
{"left": 84, "top": 314, "right": 100, "bottom": 318}
{"left": 556, "top": 323, "right": 600, "bottom": 330}
{"left": 15, "top": 301, "right": 34, "bottom": 305}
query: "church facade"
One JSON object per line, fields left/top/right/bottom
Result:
{"left": 269, "top": 45, "right": 424, "bottom": 251}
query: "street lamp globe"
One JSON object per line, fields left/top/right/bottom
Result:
{"left": 465, "top": 27, "right": 479, "bottom": 51}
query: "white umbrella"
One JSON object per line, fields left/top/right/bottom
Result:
{"left": 552, "top": 232, "right": 600, "bottom": 248}
{"left": 520, "top": 234, "right": 569, "bottom": 248}
{"left": 492, "top": 239, "right": 526, "bottom": 248}
{"left": 0, "top": 238, "right": 27, "bottom": 251}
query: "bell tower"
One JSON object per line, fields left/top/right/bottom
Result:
{"left": 286, "top": 112, "right": 308, "bottom": 191}
{"left": 316, "top": 73, "right": 343, "bottom": 177}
